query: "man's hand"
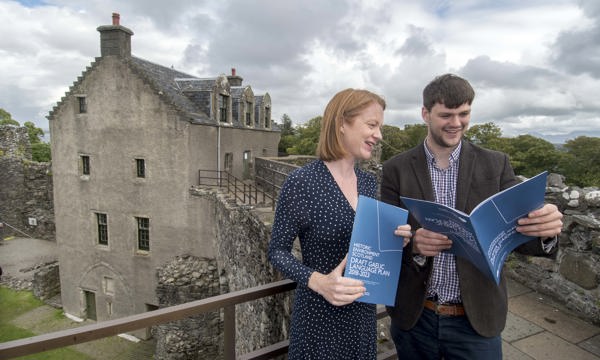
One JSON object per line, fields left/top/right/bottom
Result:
{"left": 412, "top": 228, "right": 452, "bottom": 257}
{"left": 517, "top": 203, "right": 563, "bottom": 238}
{"left": 308, "top": 256, "right": 366, "bottom": 306}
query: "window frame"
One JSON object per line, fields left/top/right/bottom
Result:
{"left": 135, "top": 158, "right": 146, "bottom": 178}
{"left": 96, "top": 212, "right": 108, "bottom": 245}
{"left": 136, "top": 217, "right": 150, "bottom": 251}
{"left": 81, "top": 155, "right": 90, "bottom": 176}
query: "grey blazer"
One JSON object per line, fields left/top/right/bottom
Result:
{"left": 380, "top": 140, "right": 556, "bottom": 337}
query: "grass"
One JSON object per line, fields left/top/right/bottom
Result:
{"left": 0, "top": 286, "right": 92, "bottom": 360}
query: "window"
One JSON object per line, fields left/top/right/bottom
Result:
{"left": 264, "top": 106, "right": 271, "bottom": 129}
{"left": 136, "top": 217, "right": 150, "bottom": 251}
{"left": 103, "top": 277, "right": 115, "bottom": 295}
{"left": 77, "top": 96, "right": 87, "bottom": 113}
{"left": 96, "top": 213, "right": 108, "bottom": 245}
{"left": 81, "top": 155, "right": 90, "bottom": 175}
{"left": 245, "top": 100, "right": 252, "bottom": 127}
{"left": 219, "top": 94, "right": 229, "bottom": 123}
{"left": 136, "top": 158, "right": 145, "bottom": 178}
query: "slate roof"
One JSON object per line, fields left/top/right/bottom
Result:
{"left": 130, "top": 57, "right": 211, "bottom": 123}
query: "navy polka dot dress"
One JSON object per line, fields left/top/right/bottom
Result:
{"left": 268, "top": 160, "right": 378, "bottom": 360}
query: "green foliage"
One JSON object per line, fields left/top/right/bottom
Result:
{"left": 465, "top": 122, "right": 502, "bottom": 147}
{"left": 380, "top": 125, "right": 408, "bottom": 161}
{"left": 0, "top": 108, "right": 20, "bottom": 126}
{"left": 24, "top": 121, "right": 45, "bottom": 144}
{"left": 0, "top": 108, "right": 51, "bottom": 161}
{"left": 286, "top": 116, "right": 322, "bottom": 156}
{"left": 501, "top": 135, "right": 561, "bottom": 177}
{"left": 277, "top": 114, "right": 296, "bottom": 155}
{"left": 273, "top": 114, "right": 600, "bottom": 186}
{"left": 558, "top": 136, "right": 600, "bottom": 187}
{"left": 32, "top": 142, "right": 52, "bottom": 162}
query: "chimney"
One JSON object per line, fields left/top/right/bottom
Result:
{"left": 97, "top": 12, "right": 134, "bottom": 58}
{"left": 227, "top": 67, "right": 243, "bottom": 87}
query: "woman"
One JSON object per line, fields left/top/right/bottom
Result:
{"left": 268, "top": 88, "right": 412, "bottom": 359}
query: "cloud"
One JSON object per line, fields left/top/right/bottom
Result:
{"left": 1, "top": 0, "right": 599, "bottom": 142}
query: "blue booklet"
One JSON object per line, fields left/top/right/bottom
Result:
{"left": 400, "top": 171, "right": 548, "bottom": 284}
{"left": 345, "top": 195, "right": 409, "bottom": 306}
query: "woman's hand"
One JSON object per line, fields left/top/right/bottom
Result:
{"left": 308, "top": 256, "right": 366, "bottom": 306}
{"left": 394, "top": 224, "right": 412, "bottom": 247}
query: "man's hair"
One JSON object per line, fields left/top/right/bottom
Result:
{"left": 317, "top": 88, "right": 386, "bottom": 161}
{"left": 423, "top": 74, "right": 475, "bottom": 111}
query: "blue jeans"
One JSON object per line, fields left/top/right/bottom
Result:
{"left": 390, "top": 308, "right": 502, "bottom": 360}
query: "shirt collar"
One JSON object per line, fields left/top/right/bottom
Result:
{"left": 423, "top": 138, "right": 462, "bottom": 167}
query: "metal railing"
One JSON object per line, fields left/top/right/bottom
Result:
{"left": 0, "top": 280, "right": 397, "bottom": 360}
{"left": 198, "top": 170, "right": 280, "bottom": 210}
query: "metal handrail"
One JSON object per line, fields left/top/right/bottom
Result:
{"left": 0, "top": 279, "right": 396, "bottom": 359}
{"left": 198, "top": 169, "right": 279, "bottom": 210}
{"left": 0, "top": 280, "right": 297, "bottom": 359}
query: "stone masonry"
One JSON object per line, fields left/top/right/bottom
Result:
{"left": 0, "top": 125, "right": 54, "bottom": 240}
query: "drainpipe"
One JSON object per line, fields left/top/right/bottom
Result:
{"left": 217, "top": 125, "right": 221, "bottom": 184}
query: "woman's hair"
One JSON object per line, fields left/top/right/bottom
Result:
{"left": 316, "top": 88, "right": 386, "bottom": 161}
{"left": 423, "top": 73, "right": 475, "bottom": 111}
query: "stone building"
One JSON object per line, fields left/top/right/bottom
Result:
{"left": 47, "top": 13, "right": 279, "bottom": 338}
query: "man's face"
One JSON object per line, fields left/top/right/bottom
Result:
{"left": 422, "top": 102, "right": 471, "bottom": 149}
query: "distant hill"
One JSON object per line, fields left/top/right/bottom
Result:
{"left": 528, "top": 130, "right": 600, "bottom": 145}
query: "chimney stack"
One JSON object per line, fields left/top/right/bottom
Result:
{"left": 227, "top": 67, "right": 243, "bottom": 87}
{"left": 97, "top": 12, "right": 134, "bottom": 58}
{"left": 112, "top": 12, "right": 120, "bottom": 26}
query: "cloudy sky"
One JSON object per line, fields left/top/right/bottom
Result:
{"left": 1, "top": 0, "right": 599, "bottom": 143}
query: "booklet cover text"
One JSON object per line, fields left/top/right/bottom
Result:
{"left": 345, "top": 195, "right": 409, "bottom": 306}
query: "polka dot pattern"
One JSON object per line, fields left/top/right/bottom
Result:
{"left": 268, "top": 160, "right": 378, "bottom": 360}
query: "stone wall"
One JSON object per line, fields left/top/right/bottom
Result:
{"left": 155, "top": 255, "right": 225, "bottom": 359}
{"left": 0, "top": 125, "right": 54, "bottom": 240}
{"left": 32, "top": 261, "right": 60, "bottom": 301}
{"left": 190, "top": 186, "right": 292, "bottom": 357}
{"left": 506, "top": 173, "right": 600, "bottom": 325}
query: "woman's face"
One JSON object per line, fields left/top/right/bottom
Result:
{"left": 340, "top": 102, "right": 384, "bottom": 161}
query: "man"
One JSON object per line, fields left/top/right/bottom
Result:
{"left": 381, "top": 74, "right": 563, "bottom": 359}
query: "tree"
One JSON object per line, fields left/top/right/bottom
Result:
{"left": 277, "top": 114, "right": 296, "bottom": 155}
{"left": 287, "top": 116, "right": 322, "bottom": 155}
{"left": 402, "top": 124, "right": 428, "bottom": 149}
{"left": 0, "top": 108, "right": 19, "bottom": 126}
{"left": 558, "top": 136, "right": 600, "bottom": 186}
{"left": 380, "top": 125, "right": 409, "bottom": 162}
{"left": 505, "top": 135, "right": 560, "bottom": 177}
{"left": 465, "top": 122, "right": 502, "bottom": 147}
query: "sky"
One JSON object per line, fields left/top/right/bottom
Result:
{"left": 1, "top": 0, "right": 599, "bottom": 143}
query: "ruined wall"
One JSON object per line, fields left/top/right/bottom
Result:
{"left": 155, "top": 255, "right": 225, "bottom": 359}
{"left": 506, "top": 173, "right": 600, "bottom": 324}
{"left": 0, "top": 125, "right": 54, "bottom": 240}
{"left": 190, "top": 186, "right": 292, "bottom": 356}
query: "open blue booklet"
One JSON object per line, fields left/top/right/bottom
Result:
{"left": 345, "top": 195, "right": 409, "bottom": 306}
{"left": 400, "top": 171, "right": 548, "bottom": 284}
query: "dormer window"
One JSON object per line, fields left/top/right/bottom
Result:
{"left": 219, "top": 94, "right": 229, "bottom": 123}
{"left": 245, "top": 100, "right": 252, "bottom": 127}
{"left": 264, "top": 106, "right": 271, "bottom": 129}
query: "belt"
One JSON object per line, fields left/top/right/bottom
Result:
{"left": 424, "top": 299, "right": 465, "bottom": 316}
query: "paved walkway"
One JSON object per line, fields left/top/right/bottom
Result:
{"left": 1, "top": 237, "right": 600, "bottom": 359}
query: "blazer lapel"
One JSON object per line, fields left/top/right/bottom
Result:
{"left": 410, "top": 144, "right": 436, "bottom": 202}
{"left": 456, "top": 141, "right": 476, "bottom": 212}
